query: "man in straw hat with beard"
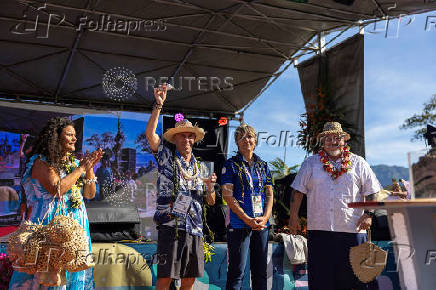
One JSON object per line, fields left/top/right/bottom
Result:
{"left": 145, "top": 83, "right": 217, "bottom": 290}
{"left": 289, "top": 122, "right": 382, "bottom": 290}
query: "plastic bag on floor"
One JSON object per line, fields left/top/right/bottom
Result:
{"left": 279, "top": 233, "right": 307, "bottom": 264}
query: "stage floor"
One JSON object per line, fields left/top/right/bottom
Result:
{"left": 1, "top": 241, "right": 400, "bottom": 289}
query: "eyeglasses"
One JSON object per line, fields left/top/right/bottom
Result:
{"left": 237, "top": 134, "right": 256, "bottom": 141}
{"left": 323, "top": 136, "right": 345, "bottom": 143}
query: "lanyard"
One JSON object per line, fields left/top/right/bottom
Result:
{"left": 242, "top": 162, "right": 263, "bottom": 194}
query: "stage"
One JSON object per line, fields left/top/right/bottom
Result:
{"left": 1, "top": 241, "right": 400, "bottom": 289}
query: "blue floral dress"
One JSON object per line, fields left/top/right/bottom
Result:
{"left": 9, "top": 155, "right": 95, "bottom": 290}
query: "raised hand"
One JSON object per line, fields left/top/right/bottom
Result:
{"left": 79, "top": 152, "right": 94, "bottom": 172}
{"left": 154, "top": 83, "right": 168, "bottom": 105}
{"left": 79, "top": 149, "right": 103, "bottom": 172}
{"left": 89, "top": 148, "right": 104, "bottom": 168}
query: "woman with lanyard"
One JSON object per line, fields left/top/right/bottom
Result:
{"left": 221, "top": 124, "right": 274, "bottom": 290}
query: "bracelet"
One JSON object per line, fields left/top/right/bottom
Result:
{"left": 153, "top": 102, "right": 163, "bottom": 110}
{"left": 83, "top": 177, "right": 97, "bottom": 185}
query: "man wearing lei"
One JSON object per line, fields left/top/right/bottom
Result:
{"left": 145, "top": 83, "right": 216, "bottom": 290}
{"left": 289, "top": 122, "right": 382, "bottom": 290}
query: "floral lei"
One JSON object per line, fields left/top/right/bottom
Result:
{"left": 318, "top": 145, "right": 352, "bottom": 179}
{"left": 60, "top": 153, "right": 83, "bottom": 209}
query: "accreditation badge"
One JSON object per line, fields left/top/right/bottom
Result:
{"left": 171, "top": 193, "right": 192, "bottom": 218}
{"left": 251, "top": 195, "right": 263, "bottom": 217}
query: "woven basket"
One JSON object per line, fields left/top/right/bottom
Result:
{"left": 7, "top": 179, "right": 94, "bottom": 285}
{"left": 7, "top": 221, "right": 43, "bottom": 274}
{"left": 349, "top": 231, "right": 387, "bottom": 283}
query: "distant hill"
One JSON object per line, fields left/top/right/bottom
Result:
{"left": 371, "top": 165, "right": 409, "bottom": 188}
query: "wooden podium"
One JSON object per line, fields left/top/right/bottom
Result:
{"left": 348, "top": 199, "right": 436, "bottom": 290}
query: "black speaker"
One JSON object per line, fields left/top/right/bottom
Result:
{"left": 424, "top": 124, "right": 436, "bottom": 147}
{"left": 120, "top": 148, "right": 136, "bottom": 173}
{"left": 85, "top": 201, "right": 140, "bottom": 242}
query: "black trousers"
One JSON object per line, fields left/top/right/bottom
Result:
{"left": 307, "top": 230, "right": 379, "bottom": 290}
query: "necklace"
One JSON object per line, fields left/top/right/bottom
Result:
{"left": 175, "top": 156, "right": 200, "bottom": 190}
{"left": 60, "top": 153, "right": 83, "bottom": 209}
{"left": 232, "top": 154, "right": 268, "bottom": 206}
{"left": 318, "top": 145, "right": 351, "bottom": 180}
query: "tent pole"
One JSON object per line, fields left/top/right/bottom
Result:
{"left": 317, "top": 32, "right": 326, "bottom": 55}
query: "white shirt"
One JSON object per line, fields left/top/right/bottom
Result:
{"left": 291, "top": 153, "right": 382, "bottom": 233}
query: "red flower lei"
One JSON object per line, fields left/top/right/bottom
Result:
{"left": 318, "top": 145, "right": 352, "bottom": 179}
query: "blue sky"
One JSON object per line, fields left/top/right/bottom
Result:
{"left": 83, "top": 115, "right": 157, "bottom": 150}
{"left": 80, "top": 12, "right": 435, "bottom": 168}
{"left": 228, "top": 12, "right": 436, "bottom": 168}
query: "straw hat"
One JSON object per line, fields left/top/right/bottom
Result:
{"left": 317, "top": 121, "right": 350, "bottom": 141}
{"left": 163, "top": 119, "right": 205, "bottom": 144}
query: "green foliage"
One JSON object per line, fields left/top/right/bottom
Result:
{"left": 401, "top": 95, "right": 436, "bottom": 141}
{"left": 297, "top": 88, "right": 358, "bottom": 154}
{"left": 85, "top": 133, "right": 102, "bottom": 149}
{"left": 203, "top": 239, "right": 215, "bottom": 263}
{"left": 85, "top": 132, "right": 115, "bottom": 151}
{"left": 269, "top": 157, "right": 299, "bottom": 182}
{"left": 135, "top": 132, "right": 152, "bottom": 154}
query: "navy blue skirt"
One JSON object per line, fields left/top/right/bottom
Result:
{"left": 307, "top": 230, "right": 379, "bottom": 290}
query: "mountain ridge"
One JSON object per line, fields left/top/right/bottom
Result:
{"left": 371, "top": 164, "right": 409, "bottom": 188}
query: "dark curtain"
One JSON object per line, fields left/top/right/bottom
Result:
{"left": 297, "top": 34, "right": 365, "bottom": 157}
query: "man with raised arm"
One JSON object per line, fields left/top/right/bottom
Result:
{"left": 145, "top": 84, "right": 216, "bottom": 290}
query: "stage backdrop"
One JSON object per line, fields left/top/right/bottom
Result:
{"left": 80, "top": 114, "right": 163, "bottom": 241}
{"left": 297, "top": 34, "right": 365, "bottom": 157}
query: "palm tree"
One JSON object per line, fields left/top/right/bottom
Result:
{"left": 101, "top": 132, "right": 115, "bottom": 150}
{"left": 85, "top": 134, "right": 102, "bottom": 150}
{"left": 135, "top": 132, "right": 152, "bottom": 154}
{"left": 269, "top": 157, "right": 299, "bottom": 182}
{"left": 112, "top": 113, "right": 125, "bottom": 179}
{"left": 401, "top": 94, "right": 436, "bottom": 141}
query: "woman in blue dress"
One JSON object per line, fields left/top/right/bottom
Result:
{"left": 9, "top": 117, "right": 103, "bottom": 290}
